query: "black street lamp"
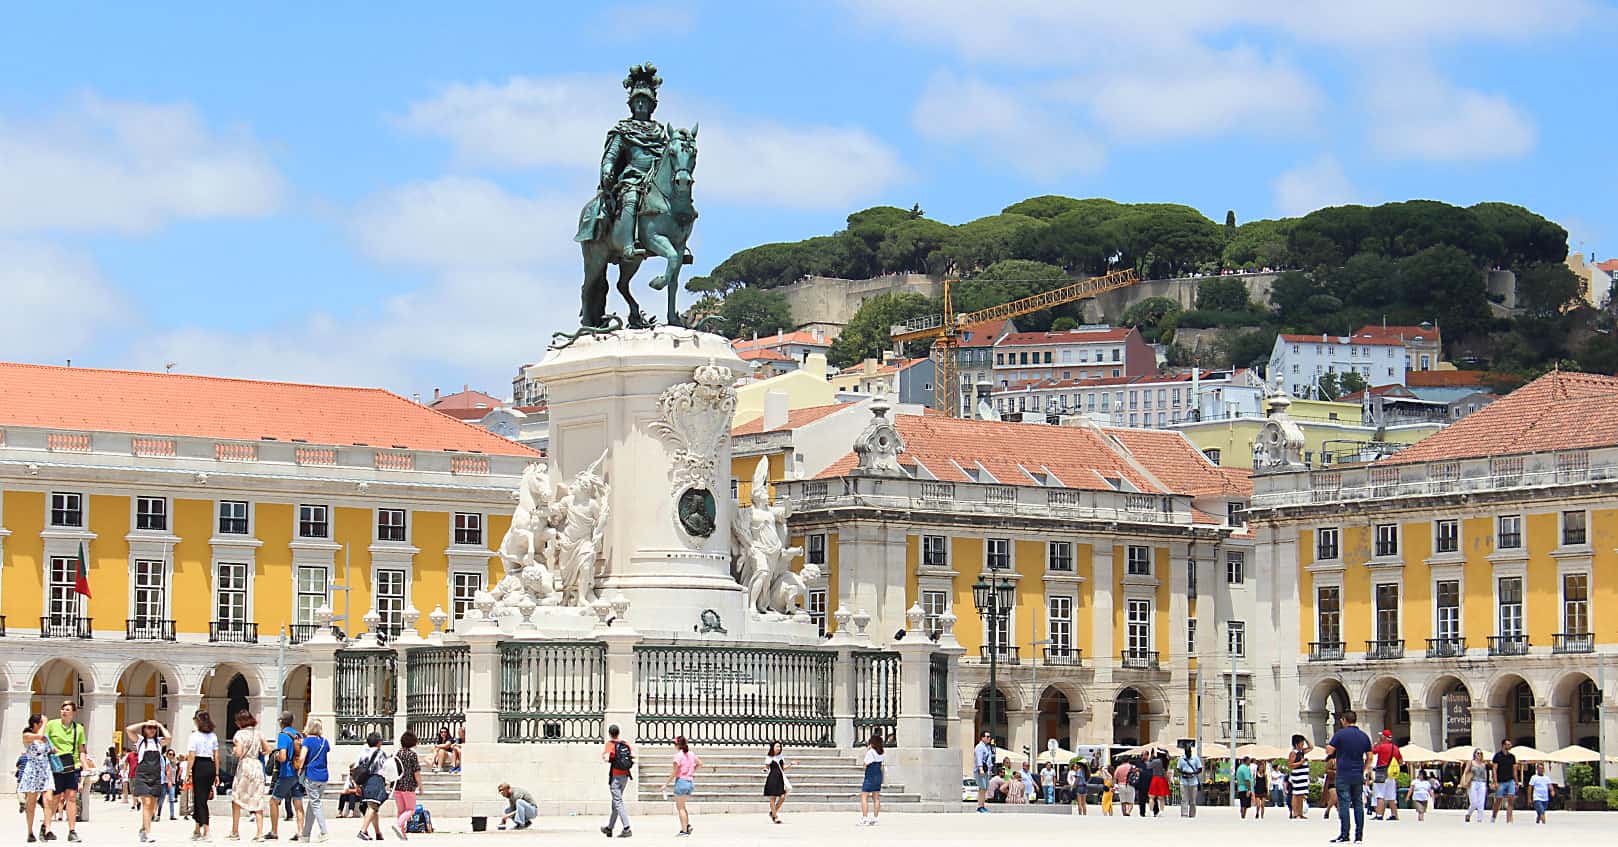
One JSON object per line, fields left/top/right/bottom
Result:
{"left": 973, "top": 566, "right": 1017, "bottom": 747}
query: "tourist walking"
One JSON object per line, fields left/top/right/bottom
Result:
{"left": 125, "top": 719, "right": 171, "bottom": 843}
{"left": 228, "top": 711, "right": 270, "bottom": 842}
{"left": 1234, "top": 757, "right": 1253, "bottom": 818}
{"left": 354, "top": 732, "right": 390, "bottom": 841}
{"left": 1174, "top": 746, "right": 1201, "bottom": 818}
{"left": 1370, "top": 730, "right": 1402, "bottom": 820}
{"left": 1325, "top": 710, "right": 1373, "bottom": 844}
{"left": 19, "top": 714, "right": 52, "bottom": 844}
{"left": 1409, "top": 770, "right": 1433, "bottom": 820}
{"left": 857, "top": 733, "right": 884, "bottom": 826}
{"left": 1147, "top": 754, "right": 1169, "bottom": 816}
{"left": 662, "top": 735, "right": 700, "bottom": 837}
{"left": 1069, "top": 759, "right": 1089, "bottom": 815}
{"left": 1288, "top": 735, "right": 1312, "bottom": 818}
{"left": 1527, "top": 763, "right": 1553, "bottom": 824}
{"left": 297, "top": 720, "right": 332, "bottom": 843}
{"left": 1252, "top": 759, "right": 1268, "bottom": 818}
{"left": 600, "top": 724, "right": 634, "bottom": 838}
{"left": 1461, "top": 748, "right": 1488, "bottom": 822}
{"left": 176, "top": 751, "right": 190, "bottom": 821}
{"left": 496, "top": 784, "right": 535, "bottom": 830}
{"left": 390, "top": 731, "right": 421, "bottom": 841}
{"left": 971, "top": 732, "right": 993, "bottom": 813}
{"left": 186, "top": 711, "right": 219, "bottom": 841}
{"left": 762, "top": 741, "right": 790, "bottom": 823}
{"left": 1112, "top": 757, "right": 1135, "bottom": 816}
{"left": 269, "top": 712, "right": 304, "bottom": 841}
{"left": 1490, "top": 739, "right": 1519, "bottom": 822}
{"left": 43, "top": 700, "right": 90, "bottom": 844}
{"left": 1321, "top": 756, "right": 1338, "bottom": 819}
{"left": 163, "top": 750, "right": 180, "bottom": 821}
{"left": 1039, "top": 761, "right": 1055, "bottom": 804}
{"left": 1131, "top": 757, "right": 1151, "bottom": 821}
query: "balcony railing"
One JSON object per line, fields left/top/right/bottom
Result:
{"left": 126, "top": 618, "right": 177, "bottom": 641}
{"left": 41, "top": 616, "right": 93, "bottom": 639}
{"left": 289, "top": 623, "right": 345, "bottom": 645}
{"left": 1221, "top": 721, "right": 1256, "bottom": 741}
{"left": 1308, "top": 641, "right": 1345, "bottom": 662}
{"left": 1553, "top": 632, "right": 1594, "bottom": 654}
{"left": 1425, "top": 636, "right": 1465, "bottom": 659}
{"left": 1041, "top": 647, "right": 1083, "bottom": 666}
{"left": 210, "top": 621, "right": 259, "bottom": 644}
{"left": 978, "top": 645, "right": 1020, "bottom": 665}
{"left": 1120, "top": 649, "right": 1160, "bottom": 670}
{"left": 1489, "top": 634, "right": 1530, "bottom": 656}
{"left": 1365, "top": 639, "right": 1405, "bottom": 660}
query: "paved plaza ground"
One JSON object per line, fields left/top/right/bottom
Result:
{"left": 16, "top": 804, "right": 1612, "bottom": 846}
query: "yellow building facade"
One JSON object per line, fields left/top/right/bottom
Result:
{"left": 0, "top": 363, "right": 532, "bottom": 753}
{"left": 1250, "top": 371, "right": 1618, "bottom": 759}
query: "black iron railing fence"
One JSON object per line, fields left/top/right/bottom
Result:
{"left": 407, "top": 645, "right": 470, "bottom": 741}
{"left": 852, "top": 651, "right": 900, "bottom": 747}
{"left": 635, "top": 645, "right": 836, "bottom": 747}
{"left": 335, "top": 650, "right": 397, "bottom": 744}
{"left": 499, "top": 642, "right": 606, "bottom": 743}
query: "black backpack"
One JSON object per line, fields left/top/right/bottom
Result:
{"left": 610, "top": 740, "right": 634, "bottom": 774}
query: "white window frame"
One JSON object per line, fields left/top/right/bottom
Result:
{"left": 1126, "top": 545, "right": 1151, "bottom": 576}
{"left": 921, "top": 589, "right": 949, "bottom": 639}
{"left": 1186, "top": 617, "right": 1197, "bottom": 654}
{"left": 47, "top": 556, "right": 82, "bottom": 622}
{"left": 1562, "top": 572, "right": 1590, "bottom": 635}
{"left": 1316, "top": 527, "right": 1340, "bottom": 561}
{"left": 1227, "top": 620, "right": 1246, "bottom": 657}
{"left": 1047, "top": 540, "right": 1073, "bottom": 572}
{"left": 1496, "top": 575, "right": 1524, "bottom": 637}
{"left": 1497, "top": 514, "right": 1522, "bottom": 550}
{"left": 1434, "top": 519, "right": 1459, "bottom": 554}
{"left": 1225, "top": 551, "right": 1245, "bottom": 585}
{"left": 1373, "top": 583, "right": 1400, "bottom": 642}
{"left": 1374, "top": 523, "right": 1399, "bottom": 558}
{"left": 376, "top": 508, "right": 408, "bottom": 543}
{"left": 449, "top": 569, "right": 484, "bottom": 622}
{"left": 294, "top": 565, "right": 331, "bottom": 626}
{"left": 1434, "top": 579, "right": 1461, "bottom": 641}
{"left": 131, "top": 558, "right": 168, "bottom": 622}
{"left": 452, "top": 512, "right": 485, "bottom": 547}
{"left": 807, "top": 533, "right": 828, "bottom": 566}
{"left": 986, "top": 537, "right": 1011, "bottom": 571}
{"left": 214, "top": 561, "right": 251, "bottom": 629}
{"left": 374, "top": 567, "right": 408, "bottom": 635}
{"left": 921, "top": 534, "right": 948, "bottom": 568}
{"left": 1561, "top": 510, "right": 1588, "bottom": 547}
{"left": 1047, "top": 594, "right": 1073, "bottom": 655}
{"left": 134, "top": 496, "right": 168, "bottom": 532}
{"left": 298, "top": 504, "right": 330, "bottom": 539}
{"left": 217, "top": 500, "right": 251, "bottom": 536}
{"left": 50, "top": 492, "right": 85, "bottom": 528}
{"left": 1316, "top": 585, "right": 1342, "bottom": 644}
{"left": 807, "top": 589, "right": 827, "bottom": 637}
{"left": 1125, "top": 599, "right": 1152, "bottom": 654}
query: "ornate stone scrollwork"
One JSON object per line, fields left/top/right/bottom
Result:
{"left": 851, "top": 400, "right": 906, "bottom": 477}
{"left": 648, "top": 360, "right": 736, "bottom": 540}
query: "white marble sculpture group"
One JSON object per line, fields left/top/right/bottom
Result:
{"left": 732, "top": 457, "right": 819, "bottom": 617}
{"left": 489, "top": 452, "right": 610, "bottom": 617}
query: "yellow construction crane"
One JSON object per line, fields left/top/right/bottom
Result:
{"left": 890, "top": 267, "right": 1141, "bottom": 417}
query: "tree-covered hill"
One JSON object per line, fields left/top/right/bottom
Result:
{"left": 692, "top": 196, "right": 1610, "bottom": 380}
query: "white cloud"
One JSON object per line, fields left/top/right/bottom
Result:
{"left": 400, "top": 75, "right": 903, "bottom": 209}
{"left": 1362, "top": 67, "right": 1537, "bottom": 162}
{"left": 0, "top": 94, "right": 285, "bottom": 234}
{"left": 1273, "top": 154, "right": 1362, "bottom": 216}
{"left": 0, "top": 241, "right": 128, "bottom": 361}
{"left": 911, "top": 72, "right": 1104, "bottom": 179}
{"left": 1079, "top": 47, "right": 1322, "bottom": 141}
{"left": 352, "top": 176, "right": 579, "bottom": 271}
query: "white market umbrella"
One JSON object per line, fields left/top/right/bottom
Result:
{"left": 1305, "top": 746, "right": 1329, "bottom": 761}
{"left": 1437, "top": 745, "right": 1481, "bottom": 764}
{"left": 1507, "top": 745, "right": 1551, "bottom": 762}
{"left": 1398, "top": 744, "right": 1444, "bottom": 763}
{"left": 1546, "top": 744, "right": 1601, "bottom": 764}
{"left": 1234, "top": 743, "right": 1289, "bottom": 760}
{"left": 1200, "top": 742, "right": 1231, "bottom": 759}
{"left": 1037, "top": 747, "right": 1076, "bottom": 765}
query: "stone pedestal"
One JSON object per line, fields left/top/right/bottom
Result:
{"left": 530, "top": 328, "right": 753, "bottom": 638}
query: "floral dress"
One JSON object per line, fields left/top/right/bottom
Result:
{"left": 19, "top": 737, "right": 51, "bottom": 793}
{"left": 230, "top": 728, "right": 268, "bottom": 814}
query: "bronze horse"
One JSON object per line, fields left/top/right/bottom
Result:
{"left": 578, "top": 124, "right": 697, "bottom": 329}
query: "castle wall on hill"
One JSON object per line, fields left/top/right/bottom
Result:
{"left": 773, "top": 270, "right": 1279, "bottom": 328}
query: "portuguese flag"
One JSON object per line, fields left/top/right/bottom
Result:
{"left": 73, "top": 541, "right": 91, "bottom": 598}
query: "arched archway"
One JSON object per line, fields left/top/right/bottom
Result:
{"left": 1113, "top": 686, "right": 1166, "bottom": 747}
{"left": 1304, "top": 678, "right": 1351, "bottom": 744}
{"left": 1549, "top": 672, "right": 1599, "bottom": 752}
{"left": 1362, "top": 676, "right": 1411, "bottom": 745}
{"left": 283, "top": 665, "right": 312, "bottom": 730}
{"left": 1487, "top": 674, "right": 1536, "bottom": 748}
{"left": 30, "top": 658, "right": 93, "bottom": 715}
{"left": 115, "top": 661, "right": 179, "bottom": 732}
{"left": 974, "top": 685, "right": 1015, "bottom": 747}
{"left": 1037, "top": 687, "right": 1071, "bottom": 751}
{"left": 1424, "top": 674, "right": 1472, "bottom": 749}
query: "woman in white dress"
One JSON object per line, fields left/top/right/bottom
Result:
{"left": 228, "top": 711, "right": 271, "bottom": 841}
{"left": 19, "top": 713, "right": 52, "bottom": 844}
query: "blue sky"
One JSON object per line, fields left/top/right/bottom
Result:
{"left": 2, "top": 1, "right": 1614, "bottom": 397}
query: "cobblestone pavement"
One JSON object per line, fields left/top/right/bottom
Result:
{"left": 14, "top": 802, "right": 1604, "bottom": 845}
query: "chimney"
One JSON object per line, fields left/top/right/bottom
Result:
{"left": 763, "top": 391, "right": 789, "bottom": 432}
{"left": 463, "top": 383, "right": 469, "bottom": 392}
{"left": 433, "top": 388, "right": 440, "bottom": 401}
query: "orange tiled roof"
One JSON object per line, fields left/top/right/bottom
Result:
{"left": 1105, "top": 428, "right": 1253, "bottom": 498}
{"left": 0, "top": 361, "right": 538, "bottom": 456}
{"left": 954, "top": 319, "right": 1017, "bottom": 348}
{"left": 813, "top": 415, "right": 1248, "bottom": 498}
{"left": 1378, "top": 370, "right": 1618, "bottom": 466}
{"left": 1404, "top": 370, "right": 1499, "bottom": 388}
{"left": 1596, "top": 259, "right": 1618, "bottom": 273}
{"left": 730, "top": 402, "right": 852, "bottom": 436}
{"left": 731, "top": 330, "right": 831, "bottom": 352}
{"left": 1351, "top": 325, "right": 1441, "bottom": 347}
{"left": 737, "top": 348, "right": 796, "bottom": 363}
{"left": 429, "top": 387, "right": 502, "bottom": 411}
{"left": 1279, "top": 332, "right": 1402, "bottom": 347}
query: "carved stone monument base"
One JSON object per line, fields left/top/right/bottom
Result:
{"left": 530, "top": 327, "right": 813, "bottom": 641}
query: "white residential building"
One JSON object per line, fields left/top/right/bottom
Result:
{"left": 990, "top": 368, "right": 1265, "bottom": 429}
{"left": 1269, "top": 333, "right": 1409, "bottom": 400}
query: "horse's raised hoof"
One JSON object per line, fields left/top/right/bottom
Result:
{"left": 648, "top": 277, "right": 667, "bottom": 291}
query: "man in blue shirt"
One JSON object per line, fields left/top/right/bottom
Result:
{"left": 1325, "top": 711, "right": 1374, "bottom": 843}
{"left": 269, "top": 712, "right": 304, "bottom": 840}
{"left": 972, "top": 732, "right": 995, "bottom": 813}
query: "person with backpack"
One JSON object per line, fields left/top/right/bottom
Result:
{"left": 42, "top": 700, "right": 92, "bottom": 843}
{"left": 297, "top": 719, "right": 332, "bottom": 843}
{"left": 270, "top": 711, "right": 306, "bottom": 841}
{"left": 390, "top": 732, "right": 422, "bottom": 841}
{"left": 354, "top": 733, "right": 390, "bottom": 841}
{"left": 1174, "top": 744, "right": 1202, "bottom": 818}
{"left": 600, "top": 724, "right": 634, "bottom": 839}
